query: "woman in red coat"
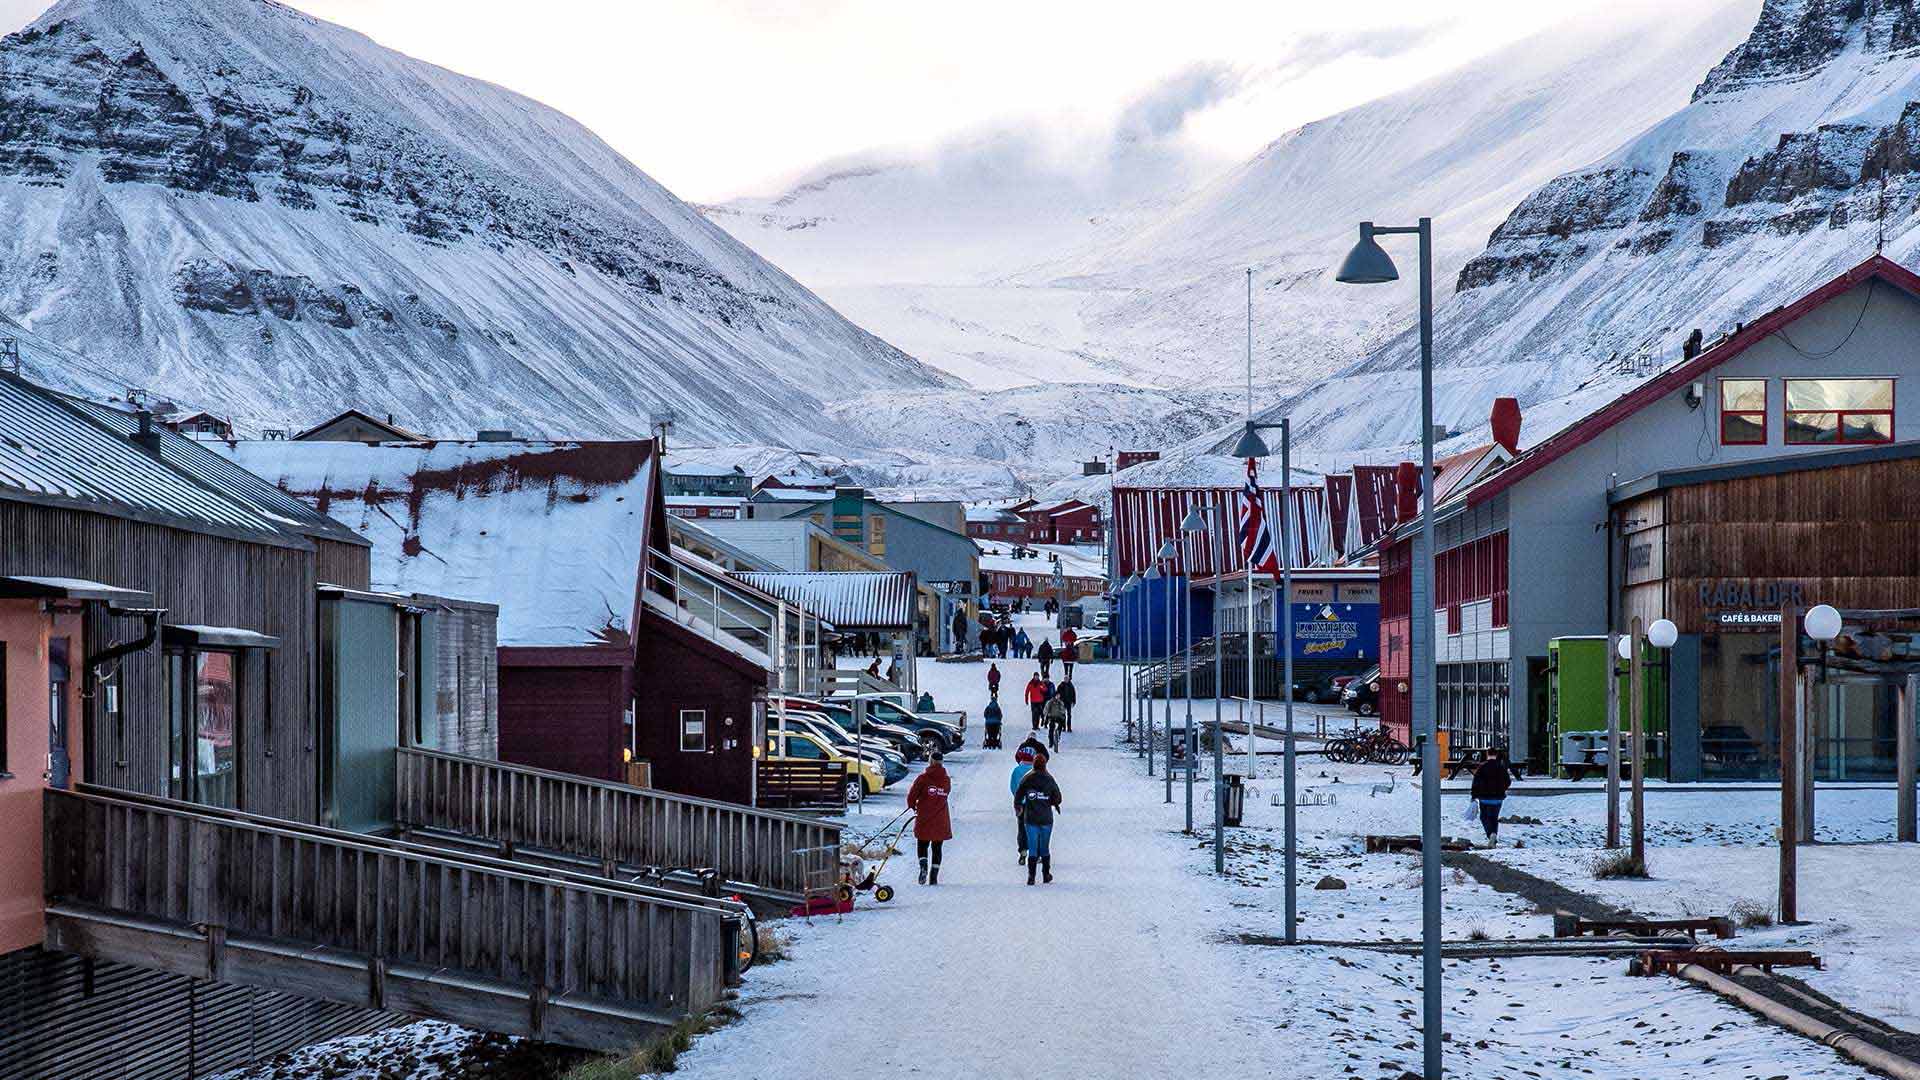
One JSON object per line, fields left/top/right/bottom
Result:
{"left": 907, "top": 753, "right": 954, "bottom": 885}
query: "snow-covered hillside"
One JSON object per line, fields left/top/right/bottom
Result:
{"left": 0, "top": 0, "right": 951, "bottom": 446}
{"left": 1230, "top": 0, "right": 1920, "bottom": 459}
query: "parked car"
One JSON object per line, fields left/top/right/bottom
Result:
{"left": 1342, "top": 667, "right": 1381, "bottom": 717}
{"left": 764, "top": 729, "right": 887, "bottom": 804}
{"left": 778, "top": 713, "right": 907, "bottom": 785}
{"left": 791, "top": 699, "right": 930, "bottom": 760}
{"left": 1090, "top": 609, "right": 1111, "bottom": 630}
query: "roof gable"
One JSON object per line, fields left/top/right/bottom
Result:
{"left": 1467, "top": 254, "right": 1920, "bottom": 506}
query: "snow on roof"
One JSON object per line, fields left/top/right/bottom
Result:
{"left": 753, "top": 487, "right": 833, "bottom": 502}
{"left": 731, "top": 571, "right": 915, "bottom": 631}
{"left": 975, "top": 542, "right": 1106, "bottom": 579}
{"left": 665, "top": 495, "right": 748, "bottom": 507}
{"left": 226, "top": 439, "right": 657, "bottom": 647}
{"left": 663, "top": 462, "right": 747, "bottom": 478}
{"left": 964, "top": 505, "right": 1021, "bottom": 522}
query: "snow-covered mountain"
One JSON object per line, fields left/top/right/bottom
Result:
{"left": 706, "top": 2, "right": 1760, "bottom": 405}
{"left": 0, "top": 0, "right": 953, "bottom": 446}
{"left": 1233, "top": 0, "right": 1920, "bottom": 458}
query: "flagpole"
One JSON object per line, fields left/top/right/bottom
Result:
{"left": 1245, "top": 267, "right": 1258, "bottom": 780}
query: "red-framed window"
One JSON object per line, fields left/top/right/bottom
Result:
{"left": 1785, "top": 378, "right": 1894, "bottom": 444}
{"left": 1434, "top": 530, "right": 1509, "bottom": 632}
{"left": 1720, "top": 378, "right": 1767, "bottom": 445}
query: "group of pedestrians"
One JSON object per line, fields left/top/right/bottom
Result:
{"left": 899, "top": 621, "right": 1074, "bottom": 891}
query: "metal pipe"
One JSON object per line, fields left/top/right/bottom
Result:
{"left": 1900, "top": 674, "right": 1916, "bottom": 842}
{"left": 1184, "top": 567, "right": 1194, "bottom": 831}
{"left": 1779, "top": 602, "right": 1799, "bottom": 923}
{"left": 1164, "top": 568, "right": 1173, "bottom": 799}
{"left": 1673, "top": 962, "right": 1920, "bottom": 1080}
{"left": 1215, "top": 506, "right": 1227, "bottom": 874}
{"left": 1606, "top": 630, "right": 1622, "bottom": 849}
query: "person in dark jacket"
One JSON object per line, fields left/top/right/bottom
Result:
{"left": 1015, "top": 755, "right": 1063, "bottom": 884}
{"left": 1470, "top": 747, "right": 1514, "bottom": 846}
{"left": 987, "top": 663, "right": 1002, "bottom": 695}
{"left": 951, "top": 609, "right": 969, "bottom": 654}
{"left": 1036, "top": 638, "right": 1055, "bottom": 678}
{"left": 1056, "top": 677, "right": 1077, "bottom": 732}
{"left": 1042, "top": 694, "right": 1068, "bottom": 752}
{"left": 982, "top": 693, "right": 1004, "bottom": 749}
{"left": 1009, "top": 749, "right": 1039, "bottom": 863}
{"left": 907, "top": 754, "right": 953, "bottom": 884}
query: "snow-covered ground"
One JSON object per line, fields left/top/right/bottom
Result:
{"left": 225, "top": 614, "right": 1911, "bottom": 1078}
{"left": 670, "top": 614, "right": 1888, "bottom": 1080}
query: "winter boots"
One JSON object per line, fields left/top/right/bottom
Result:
{"left": 1027, "top": 861, "right": 1037, "bottom": 886}
{"left": 919, "top": 859, "right": 942, "bottom": 885}
{"left": 918, "top": 859, "right": 928, "bottom": 885}
{"left": 1042, "top": 857, "right": 1053, "bottom": 884}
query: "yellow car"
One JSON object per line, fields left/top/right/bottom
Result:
{"left": 765, "top": 729, "right": 886, "bottom": 804}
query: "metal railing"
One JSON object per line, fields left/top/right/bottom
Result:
{"left": 44, "top": 785, "right": 731, "bottom": 1047}
{"left": 396, "top": 748, "right": 841, "bottom": 902}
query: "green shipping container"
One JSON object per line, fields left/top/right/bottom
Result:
{"left": 1547, "top": 635, "right": 1668, "bottom": 779}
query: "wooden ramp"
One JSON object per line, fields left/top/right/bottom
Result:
{"left": 44, "top": 786, "right": 738, "bottom": 1051}
{"left": 396, "top": 748, "right": 842, "bottom": 905}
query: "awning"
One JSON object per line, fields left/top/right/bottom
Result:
{"left": 0, "top": 576, "right": 154, "bottom": 604}
{"left": 163, "top": 624, "right": 282, "bottom": 650}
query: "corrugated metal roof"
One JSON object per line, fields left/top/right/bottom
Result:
{"left": 62, "top": 398, "right": 368, "bottom": 547}
{"left": 227, "top": 439, "right": 658, "bottom": 647}
{"left": 731, "top": 571, "right": 916, "bottom": 631}
{"left": 0, "top": 374, "right": 301, "bottom": 544}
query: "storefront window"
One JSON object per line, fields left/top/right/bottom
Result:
{"left": 194, "top": 652, "right": 239, "bottom": 808}
{"left": 1719, "top": 379, "right": 1767, "bottom": 444}
{"left": 1784, "top": 378, "right": 1893, "bottom": 444}
{"left": 1813, "top": 681, "right": 1900, "bottom": 781}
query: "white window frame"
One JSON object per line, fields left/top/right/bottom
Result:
{"left": 680, "top": 709, "right": 708, "bottom": 752}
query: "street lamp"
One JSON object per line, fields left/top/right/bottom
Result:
{"left": 1182, "top": 503, "right": 1234, "bottom": 873}
{"left": 1623, "top": 617, "right": 1678, "bottom": 866}
{"left": 1144, "top": 560, "right": 1162, "bottom": 775}
{"left": 1179, "top": 507, "right": 1216, "bottom": 834}
{"left": 1121, "top": 573, "right": 1141, "bottom": 747}
{"left": 1337, "top": 217, "right": 1441, "bottom": 1079}
{"left": 1157, "top": 538, "right": 1178, "bottom": 800}
{"left": 1781, "top": 602, "right": 1843, "bottom": 922}
{"left": 1230, "top": 419, "right": 1287, "bottom": 782}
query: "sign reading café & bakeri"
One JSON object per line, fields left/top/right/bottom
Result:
{"left": 1697, "top": 579, "right": 1807, "bottom": 629}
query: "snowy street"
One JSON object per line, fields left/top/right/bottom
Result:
{"left": 667, "top": 615, "right": 1887, "bottom": 1080}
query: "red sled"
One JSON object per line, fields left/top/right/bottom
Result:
{"left": 791, "top": 894, "right": 855, "bottom": 917}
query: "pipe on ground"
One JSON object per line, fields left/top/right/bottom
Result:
{"left": 1674, "top": 962, "right": 1920, "bottom": 1080}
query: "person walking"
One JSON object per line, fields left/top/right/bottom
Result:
{"left": 1043, "top": 692, "right": 1067, "bottom": 752}
{"left": 1015, "top": 754, "right": 1063, "bottom": 884}
{"left": 1061, "top": 626, "right": 1078, "bottom": 657}
{"left": 987, "top": 662, "right": 1001, "bottom": 696}
{"left": 1470, "top": 746, "right": 1514, "bottom": 847}
{"left": 865, "top": 658, "right": 882, "bottom": 679}
{"left": 1010, "top": 744, "right": 1041, "bottom": 865}
{"left": 1056, "top": 676, "right": 1077, "bottom": 733}
{"left": 1013, "top": 627, "right": 1031, "bottom": 659}
{"left": 907, "top": 753, "right": 953, "bottom": 884}
{"left": 1060, "top": 639, "right": 1078, "bottom": 679}
{"left": 982, "top": 693, "right": 1004, "bottom": 749}
{"left": 1037, "top": 638, "right": 1055, "bottom": 679}
{"left": 1024, "top": 673, "right": 1046, "bottom": 730}
{"left": 951, "top": 609, "right": 969, "bottom": 654}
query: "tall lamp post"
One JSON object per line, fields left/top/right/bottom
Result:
{"left": 1121, "top": 574, "right": 1141, "bottom": 747}
{"left": 1781, "top": 602, "right": 1842, "bottom": 922}
{"left": 1620, "top": 618, "right": 1678, "bottom": 866}
{"left": 1156, "top": 538, "right": 1179, "bottom": 802}
{"left": 1182, "top": 503, "right": 1232, "bottom": 873}
{"left": 1337, "top": 217, "right": 1441, "bottom": 1078}
{"left": 1230, "top": 418, "right": 1298, "bottom": 938}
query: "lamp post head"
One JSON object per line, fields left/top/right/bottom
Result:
{"left": 1230, "top": 421, "right": 1271, "bottom": 459}
{"left": 1335, "top": 222, "right": 1400, "bottom": 285}
{"left": 1121, "top": 573, "right": 1140, "bottom": 593}
{"left": 1806, "top": 603, "right": 1843, "bottom": 642}
{"left": 1144, "top": 564, "right": 1162, "bottom": 581}
{"left": 1156, "top": 539, "right": 1178, "bottom": 561}
{"left": 1648, "top": 618, "right": 1679, "bottom": 649}
{"left": 1617, "top": 635, "right": 1633, "bottom": 662}
{"left": 1179, "top": 506, "right": 1209, "bottom": 533}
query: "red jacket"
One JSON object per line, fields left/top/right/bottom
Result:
{"left": 907, "top": 766, "right": 953, "bottom": 841}
{"left": 987, "top": 666, "right": 1001, "bottom": 690}
{"left": 1024, "top": 678, "right": 1046, "bottom": 705}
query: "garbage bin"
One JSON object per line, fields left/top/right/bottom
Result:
{"left": 1223, "top": 773, "right": 1245, "bottom": 827}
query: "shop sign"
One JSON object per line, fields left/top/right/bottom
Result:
{"left": 1283, "top": 602, "right": 1378, "bottom": 660}
{"left": 1699, "top": 579, "right": 1805, "bottom": 631}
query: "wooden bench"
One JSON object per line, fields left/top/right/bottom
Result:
{"left": 757, "top": 761, "right": 849, "bottom": 810}
{"left": 1414, "top": 746, "right": 1526, "bottom": 780}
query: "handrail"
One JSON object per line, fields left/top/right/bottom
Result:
{"left": 70, "top": 782, "right": 745, "bottom": 916}
{"left": 396, "top": 747, "right": 841, "bottom": 900}
{"left": 45, "top": 785, "right": 729, "bottom": 1021}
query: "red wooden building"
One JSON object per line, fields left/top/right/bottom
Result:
{"left": 1010, "top": 498, "right": 1104, "bottom": 544}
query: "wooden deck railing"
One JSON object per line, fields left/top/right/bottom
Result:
{"left": 395, "top": 747, "right": 842, "bottom": 902}
{"left": 44, "top": 786, "right": 731, "bottom": 1049}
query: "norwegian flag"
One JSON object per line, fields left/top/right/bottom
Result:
{"left": 1236, "top": 456, "right": 1281, "bottom": 574}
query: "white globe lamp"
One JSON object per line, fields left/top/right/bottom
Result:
{"left": 1648, "top": 619, "right": 1679, "bottom": 650}
{"left": 1805, "top": 604, "right": 1843, "bottom": 642}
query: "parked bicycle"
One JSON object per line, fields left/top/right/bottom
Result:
{"left": 1325, "top": 728, "right": 1409, "bottom": 765}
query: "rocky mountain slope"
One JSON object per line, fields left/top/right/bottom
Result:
{"left": 1235, "top": 0, "right": 1920, "bottom": 457}
{"left": 0, "top": 0, "right": 952, "bottom": 446}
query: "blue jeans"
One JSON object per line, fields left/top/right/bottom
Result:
{"left": 1479, "top": 798, "right": 1503, "bottom": 837}
{"left": 1025, "top": 823, "right": 1053, "bottom": 859}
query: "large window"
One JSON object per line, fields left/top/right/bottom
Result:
{"left": 1785, "top": 378, "right": 1894, "bottom": 444}
{"left": 1720, "top": 378, "right": 1767, "bottom": 444}
{"left": 166, "top": 648, "right": 240, "bottom": 807}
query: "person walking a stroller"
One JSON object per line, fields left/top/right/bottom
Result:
{"left": 907, "top": 753, "right": 953, "bottom": 884}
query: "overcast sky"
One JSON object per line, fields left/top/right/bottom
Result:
{"left": 4, "top": 0, "right": 1665, "bottom": 202}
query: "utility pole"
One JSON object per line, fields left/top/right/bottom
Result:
{"left": 1281, "top": 418, "right": 1298, "bottom": 943}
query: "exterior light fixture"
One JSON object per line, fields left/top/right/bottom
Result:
{"left": 1647, "top": 619, "right": 1678, "bottom": 649}
{"left": 1806, "top": 604, "right": 1843, "bottom": 642}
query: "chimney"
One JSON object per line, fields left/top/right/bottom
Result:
{"left": 130, "top": 408, "right": 163, "bottom": 454}
{"left": 1490, "top": 397, "right": 1522, "bottom": 454}
{"left": 1393, "top": 461, "right": 1421, "bottom": 522}
{"left": 1682, "top": 328, "right": 1703, "bottom": 360}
